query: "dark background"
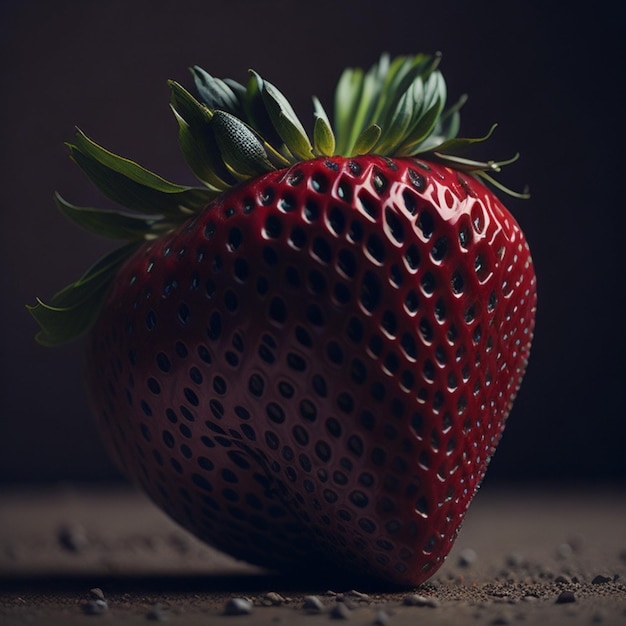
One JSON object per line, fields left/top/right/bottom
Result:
{"left": 1, "top": 0, "right": 623, "bottom": 485}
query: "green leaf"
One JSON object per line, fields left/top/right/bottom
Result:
{"left": 55, "top": 193, "right": 169, "bottom": 240}
{"left": 433, "top": 149, "right": 521, "bottom": 173}
{"left": 475, "top": 170, "right": 531, "bottom": 200}
{"left": 437, "top": 93, "right": 468, "bottom": 140}
{"left": 169, "top": 80, "right": 239, "bottom": 189}
{"left": 191, "top": 66, "right": 243, "bottom": 116}
{"left": 364, "top": 54, "right": 394, "bottom": 116}
{"left": 369, "top": 55, "right": 414, "bottom": 125}
{"left": 312, "top": 96, "right": 335, "bottom": 156}
{"left": 375, "top": 88, "right": 414, "bottom": 154}
{"left": 334, "top": 66, "right": 364, "bottom": 155}
{"left": 422, "top": 70, "right": 446, "bottom": 113}
{"left": 251, "top": 71, "right": 314, "bottom": 161}
{"left": 351, "top": 124, "right": 381, "bottom": 156}
{"left": 396, "top": 97, "right": 445, "bottom": 155}
{"left": 73, "top": 130, "right": 193, "bottom": 195}
{"left": 369, "top": 55, "right": 430, "bottom": 132}
{"left": 345, "top": 62, "right": 387, "bottom": 156}
{"left": 170, "top": 106, "right": 234, "bottom": 191}
{"left": 27, "top": 243, "right": 139, "bottom": 346}
{"left": 223, "top": 78, "right": 247, "bottom": 105}
{"left": 432, "top": 123, "right": 498, "bottom": 155}
{"left": 242, "top": 72, "right": 284, "bottom": 148}
{"left": 69, "top": 130, "right": 212, "bottom": 217}
{"left": 332, "top": 53, "right": 450, "bottom": 157}
{"left": 169, "top": 80, "right": 212, "bottom": 129}
{"left": 171, "top": 78, "right": 288, "bottom": 176}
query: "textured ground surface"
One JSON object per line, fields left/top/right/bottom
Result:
{"left": 1, "top": 483, "right": 625, "bottom": 625}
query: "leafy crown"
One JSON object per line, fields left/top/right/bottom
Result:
{"left": 28, "top": 52, "right": 526, "bottom": 346}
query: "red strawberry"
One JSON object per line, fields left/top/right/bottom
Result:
{"left": 29, "top": 53, "right": 536, "bottom": 586}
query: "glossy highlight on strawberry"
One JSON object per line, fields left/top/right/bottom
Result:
{"left": 29, "top": 53, "right": 536, "bottom": 586}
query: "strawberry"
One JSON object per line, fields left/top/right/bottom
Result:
{"left": 29, "top": 53, "right": 536, "bottom": 586}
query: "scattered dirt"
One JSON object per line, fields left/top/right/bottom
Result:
{"left": 1, "top": 483, "right": 625, "bottom": 625}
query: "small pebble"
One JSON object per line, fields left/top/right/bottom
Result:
{"left": 89, "top": 588, "right": 105, "bottom": 601}
{"left": 82, "top": 599, "right": 108, "bottom": 615}
{"left": 555, "top": 590, "right": 576, "bottom": 604}
{"left": 554, "top": 575, "right": 570, "bottom": 584}
{"left": 347, "top": 589, "right": 370, "bottom": 601}
{"left": 373, "top": 608, "right": 391, "bottom": 625}
{"left": 491, "top": 614, "right": 512, "bottom": 625}
{"left": 302, "top": 596, "right": 324, "bottom": 612}
{"left": 402, "top": 593, "right": 440, "bottom": 608}
{"left": 330, "top": 602, "right": 351, "bottom": 620}
{"left": 262, "top": 592, "right": 286, "bottom": 606}
{"left": 458, "top": 548, "right": 477, "bottom": 567}
{"left": 592, "top": 574, "right": 612, "bottom": 584}
{"left": 223, "top": 597, "right": 253, "bottom": 616}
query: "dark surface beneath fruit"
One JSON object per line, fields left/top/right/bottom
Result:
{"left": 1, "top": 483, "right": 625, "bottom": 625}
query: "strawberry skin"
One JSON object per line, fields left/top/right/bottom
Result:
{"left": 85, "top": 155, "right": 536, "bottom": 586}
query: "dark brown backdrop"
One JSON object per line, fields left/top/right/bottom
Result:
{"left": 1, "top": 0, "right": 623, "bottom": 483}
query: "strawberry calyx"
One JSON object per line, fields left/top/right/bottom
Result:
{"left": 28, "top": 52, "right": 527, "bottom": 347}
